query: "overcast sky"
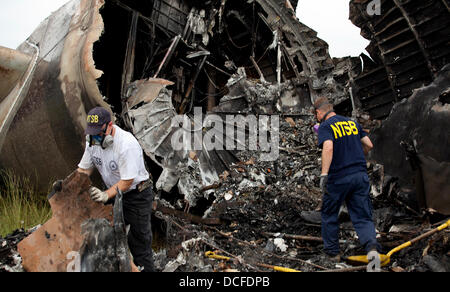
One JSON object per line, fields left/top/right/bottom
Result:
{"left": 0, "top": 0, "right": 369, "bottom": 57}
{"left": 297, "top": 0, "right": 370, "bottom": 57}
{"left": 0, "top": 0, "right": 70, "bottom": 49}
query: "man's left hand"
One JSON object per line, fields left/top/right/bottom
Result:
{"left": 89, "top": 187, "right": 109, "bottom": 203}
{"left": 320, "top": 174, "right": 329, "bottom": 194}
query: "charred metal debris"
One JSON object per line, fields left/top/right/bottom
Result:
{"left": 90, "top": 0, "right": 342, "bottom": 215}
{"left": 1, "top": 0, "right": 449, "bottom": 272}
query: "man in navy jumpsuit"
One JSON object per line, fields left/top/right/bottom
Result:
{"left": 313, "top": 97, "right": 380, "bottom": 259}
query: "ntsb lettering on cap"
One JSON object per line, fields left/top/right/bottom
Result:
{"left": 223, "top": 277, "right": 270, "bottom": 287}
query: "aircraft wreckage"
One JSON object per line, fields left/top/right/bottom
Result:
{"left": 0, "top": 0, "right": 449, "bottom": 272}
{"left": 0, "top": 0, "right": 338, "bottom": 193}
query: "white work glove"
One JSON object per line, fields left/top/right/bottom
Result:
{"left": 89, "top": 187, "right": 109, "bottom": 203}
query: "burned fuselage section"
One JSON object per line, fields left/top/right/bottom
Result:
{"left": 343, "top": 0, "right": 450, "bottom": 212}
{"left": 0, "top": 0, "right": 110, "bottom": 191}
{"left": 89, "top": 0, "right": 344, "bottom": 209}
{"left": 94, "top": 0, "right": 338, "bottom": 115}
{"left": 348, "top": 0, "right": 450, "bottom": 120}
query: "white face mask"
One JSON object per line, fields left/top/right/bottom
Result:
{"left": 102, "top": 135, "right": 114, "bottom": 149}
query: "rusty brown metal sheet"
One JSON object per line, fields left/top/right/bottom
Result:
{"left": 17, "top": 171, "right": 113, "bottom": 272}
{"left": 125, "top": 78, "right": 175, "bottom": 109}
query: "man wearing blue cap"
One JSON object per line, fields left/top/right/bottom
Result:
{"left": 77, "top": 107, "right": 155, "bottom": 272}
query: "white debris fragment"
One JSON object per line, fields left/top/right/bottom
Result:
{"left": 224, "top": 192, "right": 233, "bottom": 201}
{"left": 349, "top": 231, "right": 358, "bottom": 240}
{"left": 1, "top": 253, "right": 24, "bottom": 273}
{"left": 371, "top": 185, "right": 382, "bottom": 198}
{"left": 238, "top": 179, "right": 258, "bottom": 190}
{"left": 389, "top": 224, "right": 413, "bottom": 233}
{"left": 376, "top": 229, "right": 381, "bottom": 239}
{"left": 335, "top": 263, "right": 350, "bottom": 269}
{"left": 163, "top": 252, "right": 187, "bottom": 272}
{"left": 273, "top": 238, "right": 288, "bottom": 252}
{"left": 181, "top": 238, "right": 202, "bottom": 251}
{"left": 250, "top": 171, "right": 266, "bottom": 184}
{"left": 293, "top": 170, "right": 303, "bottom": 179}
{"left": 163, "top": 236, "right": 210, "bottom": 272}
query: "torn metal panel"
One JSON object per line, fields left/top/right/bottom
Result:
{"left": 125, "top": 84, "right": 176, "bottom": 159}
{"left": 124, "top": 79, "right": 227, "bottom": 207}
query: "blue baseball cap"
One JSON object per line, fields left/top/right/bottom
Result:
{"left": 85, "top": 107, "right": 111, "bottom": 135}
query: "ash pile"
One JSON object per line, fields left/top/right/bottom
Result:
{"left": 0, "top": 229, "right": 29, "bottom": 272}
{"left": 151, "top": 109, "right": 450, "bottom": 272}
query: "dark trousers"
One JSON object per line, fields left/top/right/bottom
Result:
{"left": 123, "top": 187, "right": 155, "bottom": 272}
{"left": 321, "top": 172, "right": 380, "bottom": 256}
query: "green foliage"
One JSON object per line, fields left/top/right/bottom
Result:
{"left": 0, "top": 170, "right": 52, "bottom": 237}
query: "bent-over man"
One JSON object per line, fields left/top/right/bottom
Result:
{"left": 78, "top": 107, "right": 155, "bottom": 272}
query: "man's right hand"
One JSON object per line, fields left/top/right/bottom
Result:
{"left": 89, "top": 187, "right": 109, "bottom": 203}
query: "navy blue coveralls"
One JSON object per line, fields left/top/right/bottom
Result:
{"left": 318, "top": 115, "right": 380, "bottom": 256}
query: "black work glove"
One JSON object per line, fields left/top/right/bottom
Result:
{"left": 320, "top": 174, "right": 328, "bottom": 194}
{"left": 48, "top": 180, "right": 63, "bottom": 200}
{"left": 52, "top": 180, "right": 63, "bottom": 192}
